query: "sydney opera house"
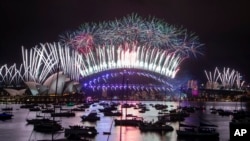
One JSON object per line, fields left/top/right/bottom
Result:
{"left": 0, "top": 14, "right": 245, "bottom": 102}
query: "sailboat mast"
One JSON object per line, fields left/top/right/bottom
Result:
{"left": 178, "top": 87, "right": 181, "bottom": 131}
{"left": 55, "top": 63, "right": 60, "bottom": 104}
{"left": 125, "top": 79, "right": 128, "bottom": 121}
{"left": 52, "top": 63, "right": 60, "bottom": 141}
{"left": 119, "top": 70, "right": 125, "bottom": 141}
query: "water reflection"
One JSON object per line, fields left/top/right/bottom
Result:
{"left": 0, "top": 101, "right": 248, "bottom": 141}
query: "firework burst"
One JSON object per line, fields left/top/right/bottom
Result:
{"left": 0, "top": 64, "right": 24, "bottom": 85}
{"left": 204, "top": 67, "right": 244, "bottom": 90}
{"left": 76, "top": 42, "right": 183, "bottom": 79}
{"left": 21, "top": 43, "right": 81, "bottom": 83}
{"left": 60, "top": 13, "right": 203, "bottom": 58}
{"left": 0, "top": 14, "right": 205, "bottom": 94}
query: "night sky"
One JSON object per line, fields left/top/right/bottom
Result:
{"left": 1, "top": 0, "right": 250, "bottom": 83}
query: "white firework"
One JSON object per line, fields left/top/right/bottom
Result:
{"left": 1, "top": 14, "right": 205, "bottom": 92}
{"left": 0, "top": 64, "right": 24, "bottom": 85}
{"left": 77, "top": 42, "right": 184, "bottom": 79}
{"left": 22, "top": 43, "right": 81, "bottom": 83}
{"left": 205, "top": 67, "right": 244, "bottom": 89}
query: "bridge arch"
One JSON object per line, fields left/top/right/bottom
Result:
{"left": 1, "top": 14, "right": 203, "bottom": 97}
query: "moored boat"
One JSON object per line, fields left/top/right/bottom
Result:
{"left": 33, "top": 122, "right": 63, "bottom": 133}
{"left": 98, "top": 105, "right": 118, "bottom": 112}
{"left": 176, "top": 128, "right": 219, "bottom": 138}
{"left": 26, "top": 118, "right": 58, "bottom": 125}
{"left": 81, "top": 110, "right": 100, "bottom": 122}
{"left": 114, "top": 116, "right": 143, "bottom": 126}
{"left": 71, "top": 107, "right": 85, "bottom": 111}
{"left": 41, "top": 108, "right": 55, "bottom": 113}
{"left": 103, "top": 110, "right": 122, "bottom": 116}
{"left": 51, "top": 111, "right": 75, "bottom": 117}
{"left": 65, "top": 125, "right": 98, "bottom": 138}
{"left": 29, "top": 107, "right": 41, "bottom": 111}
{"left": 176, "top": 126, "right": 219, "bottom": 139}
{"left": 0, "top": 112, "right": 13, "bottom": 120}
{"left": 1, "top": 107, "right": 13, "bottom": 111}
{"left": 139, "top": 121, "right": 174, "bottom": 132}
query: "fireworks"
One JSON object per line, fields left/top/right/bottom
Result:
{"left": 0, "top": 14, "right": 205, "bottom": 94}
{"left": 22, "top": 44, "right": 57, "bottom": 84}
{"left": 60, "top": 14, "right": 204, "bottom": 80}
{"left": 22, "top": 43, "right": 81, "bottom": 83}
{"left": 204, "top": 67, "right": 244, "bottom": 90}
{"left": 0, "top": 64, "right": 24, "bottom": 86}
{"left": 60, "top": 14, "right": 203, "bottom": 58}
{"left": 77, "top": 42, "right": 183, "bottom": 79}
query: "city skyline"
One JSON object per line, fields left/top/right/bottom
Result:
{"left": 1, "top": 0, "right": 250, "bottom": 82}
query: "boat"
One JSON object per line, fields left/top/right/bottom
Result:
{"left": 218, "top": 110, "right": 233, "bottom": 116}
{"left": 103, "top": 110, "right": 122, "bottom": 116}
{"left": 33, "top": 121, "right": 63, "bottom": 133}
{"left": 35, "top": 112, "right": 43, "bottom": 117}
{"left": 71, "top": 107, "right": 85, "bottom": 111}
{"left": 78, "top": 103, "right": 91, "bottom": 109}
{"left": 67, "top": 102, "right": 75, "bottom": 106}
{"left": 81, "top": 110, "right": 100, "bottom": 122}
{"left": 138, "top": 121, "right": 174, "bottom": 132}
{"left": 20, "top": 104, "right": 38, "bottom": 109}
{"left": 64, "top": 125, "right": 98, "bottom": 138}
{"left": 121, "top": 103, "right": 133, "bottom": 108}
{"left": 41, "top": 108, "right": 55, "bottom": 113}
{"left": 29, "top": 107, "right": 41, "bottom": 111}
{"left": 114, "top": 116, "right": 143, "bottom": 126}
{"left": 51, "top": 111, "right": 75, "bottom": 117}
{"left": 210, "top": 109, "right": 217, "bottom": 114}
{"left": 138, "top": 109, "right": 146, "bottom": 113}
{"left": 176, "top": 127, "right": 219, "bottom": 138}
{"left": 177, "top": 126, "right": 219, "bottom": 139}
{"left": 2, "top": 98, "right": 13, "bottom": 111}
{"left": 98, "top": 105, "right": 118, "bottom": 112}
{"left": 103, "top": 132, "right": 111, "bottom": 135}
{"left": 26, "top": 118, "right": 58, "bottom": 125}
{"left": 157, "top": 112, "right": 188, "bottom": 122}
{"left": 126, "top": 114, "right": 136, "bottom": 117}
{"left": 1, "top": 107, "right": 13, "bottom": 111}
{"left": 154, "top": 104, "right": 168, "bottom": 110}
{"left": 0, "top": 112, "right": 13, "bottom": 120}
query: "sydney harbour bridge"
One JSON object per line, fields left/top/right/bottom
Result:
{"left": 0, "top": 14, "right": 203, "bottom": 100}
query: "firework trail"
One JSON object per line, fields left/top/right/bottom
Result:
{"left": 1, "top": 14, "right": 204, "bottom": 92}
{"left": 205, "top": 67, "right": 244, "bottom": 89}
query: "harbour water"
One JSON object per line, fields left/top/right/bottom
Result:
{"left": 0, "top": 101, "right": 249, "bottom": 141}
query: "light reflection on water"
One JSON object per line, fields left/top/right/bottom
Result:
{"left": 0, "top": 101, "right": 248, "bottom": 141}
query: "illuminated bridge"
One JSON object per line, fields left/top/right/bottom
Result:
{"left": 0, "top": 14, "right": 203, "bottom": 96}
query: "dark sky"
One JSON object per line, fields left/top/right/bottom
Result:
{"left": 1, "top": 0, "right": 250, "bottom": 82}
